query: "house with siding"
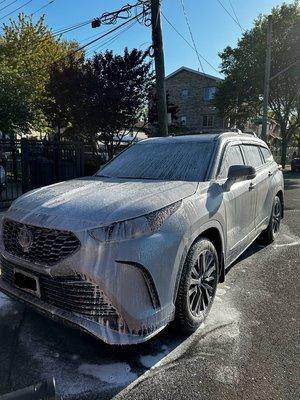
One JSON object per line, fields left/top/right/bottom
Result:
{"left": 166, "top": 66, "right": 225, "bottom": 132}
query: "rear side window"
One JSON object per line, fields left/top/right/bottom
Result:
{"left": 218, "top": 145, "right": 244, "bottom": 179}
{"left": 243, "top": 145, "right": 263, "bottom": 168}
{"left": 260, "top": 146, "right": 273, "bottom": 163}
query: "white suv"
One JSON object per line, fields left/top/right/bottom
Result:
{"left": 0, "top": 132, "right": 284, "bottom": 345}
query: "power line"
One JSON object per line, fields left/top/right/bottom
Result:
{"left": 75, "top": 9, "right": 149, "bottom": 54}
{"left": 179, "top": 0, "right": 204, "bottom": 73}
{"left": 85, "top": 20, "right": 138, "bottom": 57}
{"left": 216, "top": 0, "right": 244, "bottom": 32}
{"left": 228, "top": 0, "right": 244, "bottom": 31}
{"left": 32, "top": 0, "right": 55, "bottom": 16}
{"left": 0, "top": 1, "right": 10, "bottom": 5}
{"left": 270, "top": 59, "right": 300, "bottom": 82}
{"left": 0, "top": 0, "right": 18, "bottom": 13}
{"left": 52, "top": 20, "right": 93, "bottom": 37}
{"left": 161, "top": 12, "right": 220, "bottom": 75}
{"left": 0, "top": 0, "right": 34, "bottom": 21}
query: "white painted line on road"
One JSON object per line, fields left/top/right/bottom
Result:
{"left": 274, "top": 241, "right": 300, "bottom": 248}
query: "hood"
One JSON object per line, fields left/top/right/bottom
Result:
{"left": 7, "top": 177, "right": 198, "bottom": 231}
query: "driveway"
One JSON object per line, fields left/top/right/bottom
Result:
{"left": 0, "top": 172, "right": 299, "bottom": 399}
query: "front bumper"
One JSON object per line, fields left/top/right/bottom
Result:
{"left": 0, "top": 278, "right": 168, "bottom": 345}
{"left": 0, "top": 207, "right": 188, "bottom": 344}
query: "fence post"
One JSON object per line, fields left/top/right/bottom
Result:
{"left": 75, "top": 142, "right": 84, "bottom": 177}
{"left": 21, "top": 138, "right": 29, "bottom": 193}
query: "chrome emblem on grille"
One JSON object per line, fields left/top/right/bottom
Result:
{"left": 18, "top": 227, "right": 33, "bottom": 253}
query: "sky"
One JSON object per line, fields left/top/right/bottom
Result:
{"left": 0, "top": 0, "right": 295, "bottom": 77}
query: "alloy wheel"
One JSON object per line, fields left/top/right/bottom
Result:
{"left": 188, "top": 249, "right": 218, "bottom": 317}
{"left": 272, "top": 198, "right": 281, "bottom": 236}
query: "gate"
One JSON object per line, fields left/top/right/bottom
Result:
{"left": 0, "top": 140, "right": 22, "bottom": 209}
{"left": 0, "top": 139, "right": 85, "bottom": 209}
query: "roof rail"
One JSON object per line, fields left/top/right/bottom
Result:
{"left": 228, "top": 128, "right": 257, "bottom": 137}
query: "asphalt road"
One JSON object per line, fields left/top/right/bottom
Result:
{"left": 0, "top": 172, "right": 299, "bottom": 400}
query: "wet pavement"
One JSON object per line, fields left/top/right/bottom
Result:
{"left": 0, "top": 171, "right": 299, "bottom": 399}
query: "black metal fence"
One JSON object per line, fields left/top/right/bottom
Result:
{"left": 0, "top": 139, "right": 88, "bottom": 210}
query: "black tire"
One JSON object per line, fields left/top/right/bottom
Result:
{"left": 260, "top": 195, "right": 282, "bottom": 244}
{"left": 175, "top": 238, "right": 219, "bottom": 333}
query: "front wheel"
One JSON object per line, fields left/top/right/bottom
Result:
{"left": 175, "top": 238, "right": 219, "bottom": 333}
{"left": 261, "top": 195, "right": 282, "bottom": 244}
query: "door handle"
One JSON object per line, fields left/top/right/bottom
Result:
{"left": 249, "top": 182, "right": 255, "bottom": 190}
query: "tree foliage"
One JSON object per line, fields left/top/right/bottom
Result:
{"left": 214, "top": 1, "right": 300, "bottom": 166}
{"left": 0, "top": 14, "right": 79, "bottom": 136}
{"left": 148, "top": 90, "right": 179, "bottom": 127}
{"left": 46, "top": 48, "right": 153, "bottom": 158}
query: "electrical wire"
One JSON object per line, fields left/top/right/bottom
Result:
{"left": 32, "top": 0, "right": 55, "bottom": 16}
{"left": 74, "top": 8, "right": 149, "bottom": 55}
{"left": 0, "top": 0, "right": 33, "bottom": 21}
{"left": 85, "top": 20, "right": 137, "bottom": 57}
{"left": 52, "top": 19, "right": 93, "bottom": 37}
{"left": 228, "top": 0, "right": 244, "bottom": 31}
{"left": 0, "top": 0, "right": 18, "bottom": 13}
{"left": 0, "top": 1, "right": 10, "bottom": 5}
{"left": 161, "top": 12, "right": 220, "bottom": 75}
{"left": 179, "top": 0, "right": 204, "bottom": 73}
{"left": 216, "top": 0, "right": 244, "bottom": 32}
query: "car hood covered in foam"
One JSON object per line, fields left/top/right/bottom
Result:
{"left": 6, "top": 177, "right": 199, "bottom": 230}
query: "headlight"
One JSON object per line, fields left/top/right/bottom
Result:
{"left": 89, "top": 200, "right": 182, "bottom": 243}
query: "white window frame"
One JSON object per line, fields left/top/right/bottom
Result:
{"left": 181, "top": 89, "right": 189, "bottom": 99}
{"left": 203, "top": 86, "right": 216, "bottom": 102}
{"left": 180, "top": 116, "right": 187, "bottom": 126}
{"left": 202, "top": 115, "right": 214, "bottom": 127}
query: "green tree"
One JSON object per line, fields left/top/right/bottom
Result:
{"left": 47, "top": 49, "right": 153, "bottom": 159}
{"left": 148, "top": 90, "right": 179, "bottom": 127}
{"left": 0, "top": 13, "right": 79, "bottom": 137}
{"left": 215, "top": 1, "right": 300, "bottom": 167}
{"left": 0, "top": 61, "right": 32, "bottom": 136}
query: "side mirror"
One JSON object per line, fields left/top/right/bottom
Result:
{"left": 227, "top": 165, "right": 256, "bottom": 182}
{"left": 223, "top": 165, "right": 256, "bottom": 192}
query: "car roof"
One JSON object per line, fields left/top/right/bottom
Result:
{"left": 140, "top": 132, "right": 266, "bottom": 146}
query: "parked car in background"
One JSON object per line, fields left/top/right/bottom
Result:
{"left": 0, "top": 132, "right": 284, "bottom": 345}
{"left": 291, "top": 157, "right": 300, "bottom": 172}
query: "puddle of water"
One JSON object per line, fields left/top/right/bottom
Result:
{"left": 139, "top": 348, "right": 169, "bottom": 369}
{"left": 78, "top": 362, "right": 137, "bottom": 385}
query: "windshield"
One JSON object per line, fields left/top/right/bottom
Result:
{"left": 97, "top": 141, "right": 214, "bottom": 182}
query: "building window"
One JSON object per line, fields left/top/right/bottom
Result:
{"left": 181, "top": 89, "right": 189, "bottom": 99}
{"left": 203, "top": 86, "right": 216, "bottom": 102}
{"left": 203, "top": 115, "right": 214, "bottom": 127}
{"left": 180, "top": 116, "right": 187, "bottom": 126}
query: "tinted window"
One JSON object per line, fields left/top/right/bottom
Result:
{"left": 261, "top": 146, "right": 273, "bottom": 163}
{"left": 218, "top": 145, "right": 244, "bottom": 179}
{"left": 243, "top": 145, "right": 263, "bottom": 168}
{"left": 98, "top": 141, "right": 214, "bottom": 182}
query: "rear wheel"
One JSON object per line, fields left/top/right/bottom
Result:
{"left": 261, "top": 195, "right": 282, "bottom": 244}
{"left": 175, "top": 238, "right": 219, "bottom": 333}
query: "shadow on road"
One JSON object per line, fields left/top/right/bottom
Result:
{"left": 0, "top": 294, "right": 190, "bottom": 399}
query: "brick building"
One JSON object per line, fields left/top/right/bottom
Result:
{"left": 166, "top": 66, "right": 225, "bottom": 132}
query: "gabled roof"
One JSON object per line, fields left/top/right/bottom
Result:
{"left": 166, "top": 66, "right": 222, "bottom": 82}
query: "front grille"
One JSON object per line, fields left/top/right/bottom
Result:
{"left": 0, "top": 257, "right": 119, "bottom": 323}
{"left": 2, "top": 219, "right": 80, "bottom": 265}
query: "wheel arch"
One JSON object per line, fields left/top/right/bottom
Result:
{"left": 174, "top": 222, "right": 226, "bottom": 303}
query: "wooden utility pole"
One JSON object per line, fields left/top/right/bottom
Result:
{"left": 261, "top": 15, "right": 272, "bottom": 142}
{"left": 151, "top": 0, "right": 168, "bottom": 137}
